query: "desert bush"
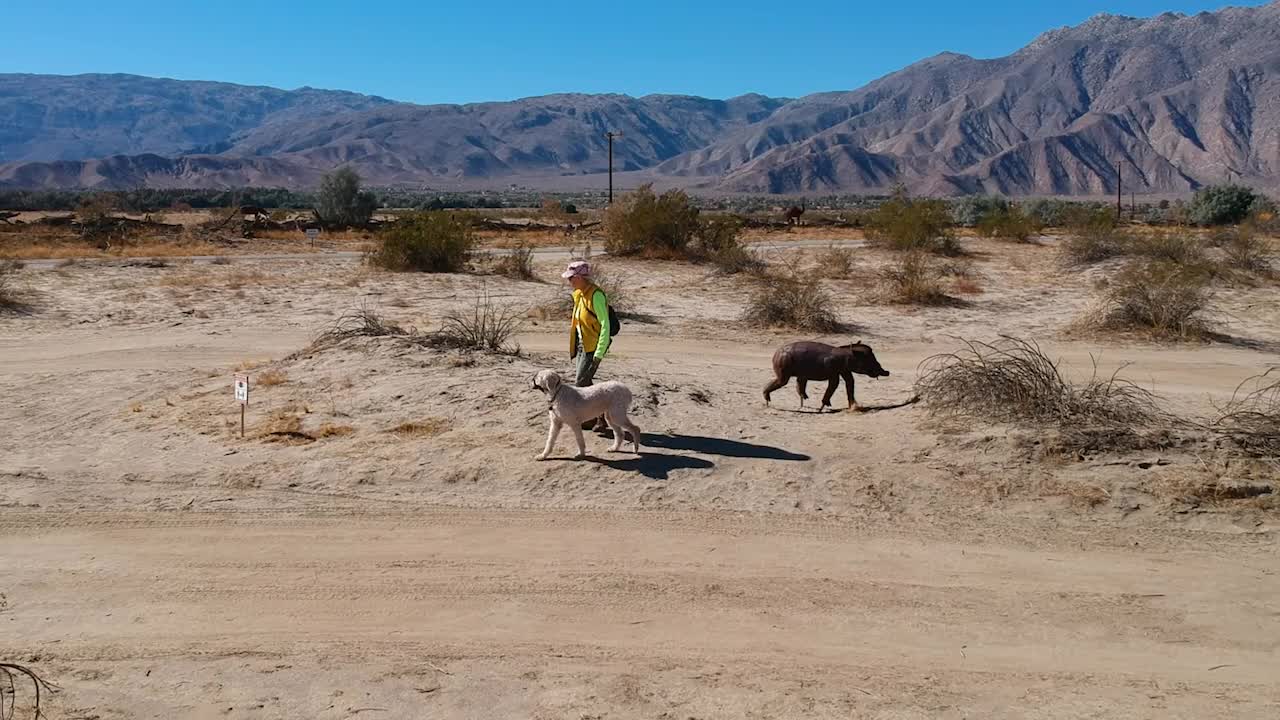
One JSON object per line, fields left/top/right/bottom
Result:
{"left": 311, "top": 307, "right": 407, "bottom": 351}
{"left": 865, "top": 192, "right": 960, "bottom": 255}
{"left": 816, "top": 243, "right": 856, "bottom": 278}
{"left": 367, "top": 211, "right": 474, "bottom": 272}
{"left": 1131, "top": 232, "right": 1207, "bottom": 266}
{"left": 976, "top": 205, "right": 1042, "bottom": 242}
{"left": 540, "top": 198, "right": 568, "bottom": 220}
{"left": 493, "top": 243, "right": 537, "bottom": 280}
{"left": 951, "top": 195, "right": 1009, "bottom": 228}
{"left": 1060, "top": 217, "right": 1132, "bottom": 265}
{"left": 1213, "top": 368, "right": 1280, "bottom": 457}
{"left": 1090, "top": 261, "right": 1214, "bottom": 339}
{"left": 436, "top": 292, "right": 523, "bottom": 354}
{"left": 314, "top": 168, "right": 378, "bottom": 228}
{"left": 1188, "top": 184, "right": 1259, "bottom": 227}
{"left": 916, "top": 336, "right": 1161, "bottom": 426}
{"left": 1220, "top": 232, "right": 1273, "bottom": 276}
{"left": 1022, "top": 198, "right": 1081, "bottom": 228}
{"left": 0, "top": 259, "right": 28, "bottom": 312}
{"left": 878, "top": 252, "right": 953, "bottom": 305}
{"left": 603, "top": 184, "right": 701, "bottom": 257}
{"left": 742, "top": 278, "right": 841, "bottom": 332}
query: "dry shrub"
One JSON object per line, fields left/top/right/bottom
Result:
{"left": 312, "top": 307, "right": 406, "bottom": 351}
{"left": 1060, "top": 226, "right": 1132, "bottom": 265}
{"left": 1089, "top": 261, "right": 1214, "bottom": 339}
{"left": 0, "top": 259, "right": 29, "bottom": 312}
{"left": 743, "top": 277, "right": 841, "bottom": 332}
{"left": 1213, "top": 369, "right": 1280, "bottom": 457}
{"left": 878, "top": 252, "right": 954, "bottom": 305}
{"left": 951, "top": 276, "right": 984, "bottom": 296}
{"left": 916, "top": 336, "right": 1161, "bottom": 427}
{"left": 0, "top": 663, "right": 56, "bottom": 720}
{"left": 257, "top": 411, "right": 312, "bottom": 443}
{"left": 390, "top": 418, "right": 449, "bottom": 438}
{"left": 976, "top": 206, "right": 1041, "bottom": 242}
{"left": 1218, "top": 230, "right": 1274, "bottom": 276}
{"left": 603, "top": 185, "right": 701, "bottom": 257}
{"left": 255, "top": 369, "right": 288, "bottom": 387}
{"left": 865, "top": 192, "right": 960, "bottom": 256}
{"left": 493, "top": 243, "right": 537, "bottom": 280}
{"left": 314, "top": 423, "right": 355, "bottom": 439}
{"left": 816, "top": 244, "right": 856, "bottom": 278}
{"left": 1132, "top": 232, "right": 1207, "bottom": 266}
{"left": 435, "top": 292, "right": 523, "bottom": 354}
{"left": 367, "top": 211, "right": 474, "bottom": 272}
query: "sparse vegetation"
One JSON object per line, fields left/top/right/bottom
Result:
{"left": 916, "top": 336, "right": 1161, "bottom": 427}
{"left": 311, "top": 307, "right": 407, "bottom": 351}
{"left": 1088, "top": 261, "right": 1214, "bottom": 340}
{"left": 976, "top": 205, "right": 1042, "bottom": 243}
{"left": 1218, "top": 229, "right": 1274, "bottom": 277}
{"left": 603, "top": 185, "right": 702, "bottom": 257}
{"left": 742, "top": 277, "right": 841, "bottom": 332}
{"left": 951, "top": 195, "right": 1009, "bottom": 228}
{"left": 493, "top": 243, "right": 537, "bottom": 280}
{"left": 314, "top": 168, "right": 378, "bottom": 229}
{"left": 878, "top": 252, "right": 954, "bottom": 305}
{"left": 1060, "top": 222, "right": 1131, "bottom": 265}
{"left": 865, "top": 190, "right": 960, "bottom": 256}
{"left": 390, "top": 418, "right": 450, "bottom": 438}
{"left": 1131, "top": 232, "right": 1207, "bottom": 267}
{"left": 1213, "top": 369, "right": 1280, "bottom": 457}
{"left": 816, "top": 244, "right": 856, "bottom": 278}
{"left": 367, "top": 211, "right": 475, "bottom": 272}
{"left": 435, "top": 292, "right": 523, "bottom": 354}
{"left": 255, "top": 369, "right": 288, "bottom": 387}
{"left": 0, "top": 259, "right": 28, "bottom": 311}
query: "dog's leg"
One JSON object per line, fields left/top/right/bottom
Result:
{"left": 625, "top": 417, "right": 642, "bottom": 453}
{"left": 537, "top": 413, "right": 562, "bottom": 460}
{"left": 605, "top": 411, "right": 624, "bottom": 452}
{"left": 570, "top": 424, "right": 587, "bottom": 459}
{"left": 821, "top": 375, "right": 839, "bottom": 412}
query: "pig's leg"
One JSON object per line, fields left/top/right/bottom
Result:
{"left": 763, "top": 374, "right": 789, "bottom": 405}
{"left": 821, "top": 375, "right": 840, "bottom": 411}
{"left": 841, "top": 370, "right": 859, "bottom": 410}
{"left": 796, "top": 378, "right": 810, "bottom": 407}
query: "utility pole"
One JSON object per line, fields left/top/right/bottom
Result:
{"left": 1116, "top": 161, "right": 1123, "bottom": 222}
{"left": 605, "top": 131, "right": 623, "bottom": 205}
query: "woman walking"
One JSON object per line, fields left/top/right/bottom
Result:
{"left": 562, "top": 260, "right": 612, "bottom": 431}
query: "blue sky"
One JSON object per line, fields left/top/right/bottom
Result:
{"left": 2, "top": 1, "right": 1265, "bottom": 103}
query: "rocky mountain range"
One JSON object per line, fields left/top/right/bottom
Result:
{"left": 2, "top": 2, "right": 1279, "bottom": 196}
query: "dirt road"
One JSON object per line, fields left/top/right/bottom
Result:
{"left": 4, "top": 508, "right": 1277, "bottom": 719}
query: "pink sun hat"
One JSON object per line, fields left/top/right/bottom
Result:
{"left": 561, "top": 260, "right": 591, "bottom": 279}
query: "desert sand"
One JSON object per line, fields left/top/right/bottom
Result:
{"left": 2, "top": 234, "right": 1278, "bottom": 719}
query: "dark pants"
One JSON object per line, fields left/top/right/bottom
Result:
{"left": 574, "top": 352, "right": 605, "bottom": 429}
{"left": 575, "top": 350, "right": 599, "bottom": 387}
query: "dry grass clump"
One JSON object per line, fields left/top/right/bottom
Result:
{"left": 434, "top": 292, "right": 523, "bottom": 354}
{"left": 257, "top": 411, "right": 313, "bottom": 443}
{"left": 1131, "top": 232, "right": 1208, "bottom": 267}
{"left": 742, "top": 277, "right": 841, "bottom": 333}
{"left": 390, "top": 418, "right": 449, "bottom": 438}
{"left": 311, "top": 307, "right": 407, "bottom": 351}
{"left": 1218, "top": 231, "right": 1274, "bottom": 277}
{"left": 877, "top": 252, "right": 955, "bottom": 305}
{"left": 492, "top": 243, "right": 537, "bottom": 280}
{"left": 1087, "top": 262, "right": 1214, "bottom": 340}
{"left": 314, "top": 423, "right": 355, "bottom": 439}
{"left": 1213, "top": 369, "right": 1280, "bottom": 457}
{"left": 816, "top": 244, "right": 856, "bottom": 278}
{"left": 0, "top": 259, "right": 30, "bottom": 312}
{"left": 916, "top": 336, "right": 1161, "bottom": 427}
{"left": 1060, "top": 226, "right": 1132, "bottom": 265}
{"left": 255, "top": 369, "right": 288, "bottom": 387}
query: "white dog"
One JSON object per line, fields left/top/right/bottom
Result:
{"left": 532, "top": 369, "right": 641, "bottom": 460}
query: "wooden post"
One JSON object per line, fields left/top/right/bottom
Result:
{"left": 240, "top": 404, "right": 245, "bottom": 439}
{"left": 1116, "top": 162, "right": 1122, "bottom": 222}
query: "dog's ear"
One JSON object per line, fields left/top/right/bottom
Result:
{"left": 545, "top": 373, "right": 561, "bottom": 392}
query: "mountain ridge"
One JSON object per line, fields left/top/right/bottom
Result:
{"left": 3, "top": 2, "right": 1279, "bottom": 195}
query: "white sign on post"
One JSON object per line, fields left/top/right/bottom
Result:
{"left": 305, "top": 228, "right": 319, "bottom": 246}
{"left": 234, "top": 374, "right": 250, "bottom": 438}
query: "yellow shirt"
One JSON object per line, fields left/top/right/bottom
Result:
{"left": 569, "top": 284, "right": 612, "bottom": 360}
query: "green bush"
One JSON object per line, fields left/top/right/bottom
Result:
{"left": 865, "top": 192, "right": 960, "bottom": 255}
{"left": 1188, "top": 184, "right": 1259, "bottom": 226}
{"left": 951, "top": 195, "right": 1009, "bottom": 228}
{"left": 976, "top": 205, "right": 1042, "bottom": 242}
{"left": 315, "top": 168, "right": 378, "bottom": 229}
{"left": 367, "top": 212, "right": 474, "bottom": 272}
{"left": 603, "top": 184, "right": 701, "bottom": 257}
